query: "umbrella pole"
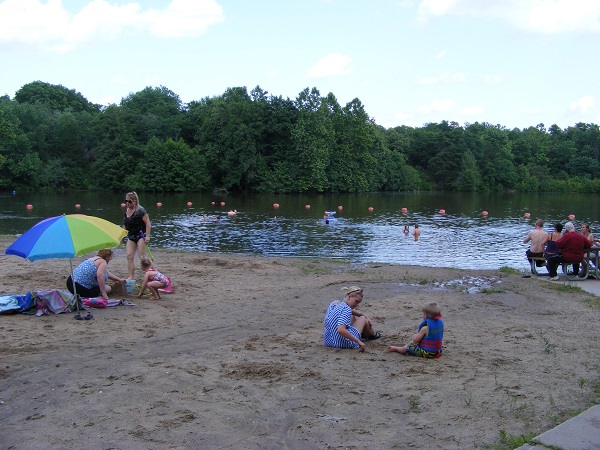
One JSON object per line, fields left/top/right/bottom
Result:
{"left": 69, "top": 259, "right": 81, "bottom": 313}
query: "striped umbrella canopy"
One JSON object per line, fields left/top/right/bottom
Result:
{"left": 5, "top": 214, "right": 126, "bottom": 261}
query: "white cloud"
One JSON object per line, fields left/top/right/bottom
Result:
{"left": 307, "top": 53, "right": 352, "bottom": 79}
{"left": 569, "top": 95, "right": 594, "bottom": 113}
{"left": 460, "top": 105, "right": 484, "bottom": 116}
{"left": 395, "top": 111, "right": 412, "bottom": 121}
{"left": 415, "top": 72, "right": 465, "bottom": 85}
{"left": 416, "top": 0, "right": 600, "bottom": 33}
{"left": 0, "top": 0, "right": 224, "bottom": 52}
{"left": 417, "top": 0, "right": 458, "bottom": 21}
{"left": 434, "top": 49, "right": 447, "bottom": 60}
{"left": 418, "top": 98, "right": 455, "bottom": 114}
{"left": 483, "top": 74, "right": 504, "bottom": 84}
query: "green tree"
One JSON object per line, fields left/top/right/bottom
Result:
{"left": 136, "top": 138, "right": 209, "bottom": 191}
{"left": 14, "top": 81, "right": 100, "bottom": 113}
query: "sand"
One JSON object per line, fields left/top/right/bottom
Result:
{"left": 0, "top": 245, "right": 599, "bottom": 449}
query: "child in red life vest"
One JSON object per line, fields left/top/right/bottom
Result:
{"left": 387, "top": 302, "right": 444, "bottom": 358}
{"left": 138, "top": 257, "right": 170, "bottom": 300}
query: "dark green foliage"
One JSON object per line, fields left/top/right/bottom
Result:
{"left": 15, "top": 81, "right": 100, "bottom": 113}
{"left": 2, "top": 81, "right": 600, "bottom": 193}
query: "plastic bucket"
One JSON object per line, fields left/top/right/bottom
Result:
{"left": 125, "top": 280, "right": 135, "bottom": 294}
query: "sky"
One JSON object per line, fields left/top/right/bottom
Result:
{"left": 1, "top": 0, "right": 599, "bottom": 130}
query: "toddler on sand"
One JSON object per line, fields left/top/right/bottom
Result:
{"left": 387, "top": 302, "right": 444, "bottom": 358}
{"left": 138, "top": 257, "right": 170, "bottom": 300}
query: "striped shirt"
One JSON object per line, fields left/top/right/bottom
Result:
{"left": 323, "top": 300, "right": 360, "bottom": 349}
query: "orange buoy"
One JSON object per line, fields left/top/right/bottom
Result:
{"left": 482, "top": 211, "right": 488, "bottom": 216}
{"left": 305, "top": 204, "right": 310, "bottom": 209}
{"left": 211, "top": 201, "right": 215, "bottom": 206}
{"left": 187, "top": 202, "right": 192, "bottom": 207}
{"left": 120, "top": 203, "right": 126, "bottom": 207}
{"left": 439, "top": 209, "right": 445, "bottom": 214}
{"left": 273, "top": 203, "right": 280, "bottom": 209}
{"left": 401, "top": 207, "right": 407, "bottom": 213}
{"left": 75, "top": 204, "right": 81, "bottom": 209}
{"left": 524, "top": 212, "right": 530, "bottom": 218}
{"left": 568, "top": 214, "right": 575, "bottom": 220}
{"left": 157, "top": 202, "right": 163, "bottom": 207}
{"left": 368, "top": 207, "right": 374, "bottom": 212}
{"left": 26, "top": 204, "right": 33, "bottom": 210}
{"left": 220, "top": 202, "right": 225, "bottom": 207}
{"left": 337, "top": 205, "right": 343, "bottom": 211}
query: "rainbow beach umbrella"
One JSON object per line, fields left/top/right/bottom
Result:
{"left": 5, "top": 214, "right": 126, "bottom": 261}
{"left": 5, "top": 214, "right": 127, "bottom": 315}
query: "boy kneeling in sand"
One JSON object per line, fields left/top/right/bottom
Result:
{"left": 387, "top": 302, "right": 444, "bottom": 358}
{"left": 138, "top": 257, "right": 170, "bottom": 300}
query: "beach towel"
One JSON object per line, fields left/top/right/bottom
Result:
{"left": 0, "top": 293, "right": 35, "bottom": 314}
{"left": 31, "top": 290, "right": 77, "bottom": 315}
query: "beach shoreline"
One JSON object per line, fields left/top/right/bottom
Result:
{"left": 0, "top": 247, "right": 599, "bottom": 449}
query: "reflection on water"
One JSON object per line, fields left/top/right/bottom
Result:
{"left": 1, "top": 191, "right": 599, "bottom": 271}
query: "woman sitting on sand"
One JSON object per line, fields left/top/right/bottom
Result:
{"left": 66, "top": 249, "right": 125, "bottom": 300}
{"left": 323, "top": 286, "right": 381, "bottom": 351}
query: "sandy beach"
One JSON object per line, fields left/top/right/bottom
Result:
{"left": 0, "top": 245, "right": 599, "bottom": 449}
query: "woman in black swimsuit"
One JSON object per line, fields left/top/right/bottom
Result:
{"left": 123, "top": 191, "right": 151, "bottom": 280}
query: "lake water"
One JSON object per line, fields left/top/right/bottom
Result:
{"left": 1, "top": 191, "right": 599, "bottom": 271}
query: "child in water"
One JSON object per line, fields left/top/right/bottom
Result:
{"left": 138, "top": 257, "right": 170, "bottom": 300}
{"left": 387, "top": 302, "right": 444, "bottom": 358}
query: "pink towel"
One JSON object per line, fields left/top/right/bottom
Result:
{"left": 82, "top": 298, "right": 108, "bottom": 309}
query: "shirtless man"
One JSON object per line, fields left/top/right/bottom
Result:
{"left": 523, "top": 219, "right": 548, "bottom": 267}
{"left": 413, "top": 224, "right": 421, "bottom": 241}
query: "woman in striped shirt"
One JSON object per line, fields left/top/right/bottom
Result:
{"left": 323, "top": 286, "right": 381, "bottom": 351}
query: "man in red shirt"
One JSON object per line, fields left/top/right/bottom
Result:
{"left": 547, "top": 222, "right": 592, "bottom": 280}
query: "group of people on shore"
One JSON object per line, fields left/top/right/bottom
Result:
{"left": 524, "top": 219, "right": 597, "bottom": 280}
{"left": 66, "top": 192, "right": 170, "bottom": 300}
{"left": 323, "top": 286, "right": 444, "bottom": 357}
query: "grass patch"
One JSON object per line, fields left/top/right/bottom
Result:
{"left": 584, "top": 296, "right": 600, "bottom": 309}
{"left": 499, "top": 266, "right": 520, "bottom": 274}
{"left": 298, "top": 262, "right": 333, "bottom": 275}
{"left": 407, "top": 395, "right": 420, "bottom": 410}
{"left": 545, "top": 283, "right": 584, "bottom": 293}
{"left": 537, "top": 331, "right": 556, "bottom": 355}
{"left": 591, "top": 380, "right": 600, "bottom": 403}
{"left": 490, "top": 430, "right": 537, "bottom": 450}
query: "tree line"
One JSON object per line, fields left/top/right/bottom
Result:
{"left": 1, "top": 81, "right": 599, "bottom": 193}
